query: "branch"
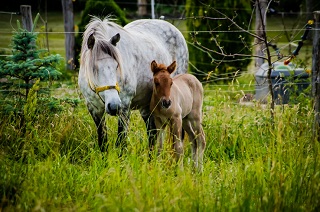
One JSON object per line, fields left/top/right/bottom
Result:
{"left": 203, "top": 3, "right": 264, "bottom": 41}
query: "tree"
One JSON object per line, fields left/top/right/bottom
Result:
{"left": 0, "top": 15, "right": 62, "bottom": 115}
{"left": 138, "top": 0, "right": 148, "bottom": 17}
{"left": 61, "top": 0, "right": 75, "bottom": 70}
{"left": 254, "top": 0, "right": 267, "bottom": 68}
{"left": 186, "top": 0, "right": 253, "bottom": 80}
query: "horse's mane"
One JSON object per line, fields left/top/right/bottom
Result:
{"left": 80, "top": 16, "right": 123, "bottom": 90}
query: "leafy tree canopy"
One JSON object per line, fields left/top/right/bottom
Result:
{"left": 186, "top": 0, "right": 253, "bottom": 81}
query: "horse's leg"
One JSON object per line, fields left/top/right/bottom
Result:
{"left": 184, "top": 117, "right": 206, "bottom": 172}
{"left": 196, "top": 125, "right": 206, "bottom": 172}
{"left": 115, "top": 108, "right": 130, "bottom": 154}
{"left": 171, "top": 117, "right": 184, "bottom": 166}
{"left": 140, "top": 109, "right": 157, "bottom": 155}
{"left": 154, "top": 117, "right": 166, "bottom": 155}
{"left": 87, "top": 103, "right": 108, "bottom": 151}
{"left": 182, "top": 120, "right": 198, "bottom": 168}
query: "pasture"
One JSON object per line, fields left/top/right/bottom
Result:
{"left": 1, "top": 12, "right": 319, "bottom": 211}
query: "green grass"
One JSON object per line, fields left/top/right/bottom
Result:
{"left": 1, "top": 85, "right": 319, "bottom": 211}
{"left": 0, "top": 11, "right": 80, "bottom": 59}
{"left": 1, "top": 11, "right": 319, "bottom": 211}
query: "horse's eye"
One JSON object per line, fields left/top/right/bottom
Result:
{"left": 170, "top": 82, "right": 173, "bottom": 86}
{"left": 155, "top": 82, "right": 160, "bottom": 87}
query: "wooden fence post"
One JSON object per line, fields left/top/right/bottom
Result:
{"left": 312, "top": 11, "right": 320, "bottom": 141}
{"left": 20, "top": 5, "right": 33, "bottom": 31}
{"left": 61, "top": 0, "right": 75, "bottom": 70}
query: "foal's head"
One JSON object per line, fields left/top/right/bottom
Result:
{"left": 151, "top": 60, "right": 176, "bottom": 109}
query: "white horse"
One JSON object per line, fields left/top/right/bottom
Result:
{"left": 78, "top": 16, "right": 189, "bottom": 152}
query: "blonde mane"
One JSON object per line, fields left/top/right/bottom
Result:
{"left": 80, "top": 16, "right": 123, "bottom": 90}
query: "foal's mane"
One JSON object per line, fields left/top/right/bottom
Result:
{"left": 80, "top": 16, "right": 123, "bottom": 89}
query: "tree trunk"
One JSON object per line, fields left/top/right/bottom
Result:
{"left": 254, "top": 0, "right": 267, "bottom": 68}
{"left": 61, "top": 0, "right": 75, "bottom": 70}
{"left": 306, "top": 0, "right": 314, "bottom": 21}
{"left": 20, "top": 5, "right": 33, "bottom": 31}
{"left": 312, "top": 11, "right": 320, "bottom": 141}
{"left": 138, "top": 0, "right": 147, "bottom": 17}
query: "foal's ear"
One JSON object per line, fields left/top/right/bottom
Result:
{"left": 87, "top": 34, "right": 95, "bottom": 49}
{"left": 151, "top": 60, "right": 158, "bottom": 73}
{"left": 110, "top": 33, "right": 120, "bottom": 46}
{"left": 167, "top": 61, "right": 176, "bottom": 74}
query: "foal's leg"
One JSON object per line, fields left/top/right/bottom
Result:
{"left": 183, "top": 118, "right": 206, "bottom": 172}
{"left": 154, "top": 117, "right": 166, "bottom": 155}
{"left": 140, "top": 109, "right": 157, "bottom": 154}
{"left": 194, "top": 124, "right": 206, "bottom": 172}
{"left": 115, "top": 107, "right": 130, "bottom": 154}
{"left": 182, "top": 120, "right": 197, "bottom": 168}
{"left": 171, "top": 117, "right": 184, "bottom": 165}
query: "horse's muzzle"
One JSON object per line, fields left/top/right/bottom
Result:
{"left": 107, "top": 102, "right": 121, "bottom": 116}
{"left": 161, "top": 99, "right": 171, "bottom": 109}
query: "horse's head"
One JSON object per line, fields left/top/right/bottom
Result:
{"left": 85, "top": 32, "right": 122, "bottom": 116}
{"left": 150, "top": 60, "right": 176, "bottom": 109}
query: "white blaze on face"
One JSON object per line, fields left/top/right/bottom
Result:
{"left": 96, "top": 56, "right": 122, "bottom": 115}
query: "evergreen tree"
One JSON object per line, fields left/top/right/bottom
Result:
{"left": 0, "top": 15, "right": 62, "bottom": 114}
{"left": 186, "top": 0, "right": 253, "bottom": 81}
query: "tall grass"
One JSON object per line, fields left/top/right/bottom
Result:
{"left": 1, "top": 81, "right": 319, "bottom": 211}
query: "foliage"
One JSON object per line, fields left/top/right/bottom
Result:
{"left": 0, "top": 16, "right": 81, "bottom": 130}
{"left": 74, "top": 0, "right": 128, "bottom": 68}
{"left": 0, "top": 17, "right": 62, "bottom": 107}
{"left": 186, "top": 0, "right": 253, "bottom": 81}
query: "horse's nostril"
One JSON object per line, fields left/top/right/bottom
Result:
{"left": 107, "top": 103, "right": 119, "bottom": 116}
{"left": 166, "top": 100, "right": 171, "bottom": 107}
{"left": 162, "top": 99, "right": 171, "bottom": 109}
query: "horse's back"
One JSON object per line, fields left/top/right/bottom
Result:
{"left": 173, "top": 74, "right": 203, "bottom": 117}
{"left": 124, "top": 19, "right": 188, "bottom": 75}
{"left": 174, "top": 74, "right": 203, "bottom": 97}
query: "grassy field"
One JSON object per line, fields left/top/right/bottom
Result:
{"left": 1, "top": 10, "right": 319, "bottom": 211}
{"left": 1, "top": 86, "right": 319, "bottom": 211}
{"left": 0, "top": 11, "right": 81, "bottom": 60}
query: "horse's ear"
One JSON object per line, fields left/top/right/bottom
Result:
{"left": 87, "top": 34, "right": 95, "bottom": 49}
{"left": 167, "top": 61, "right": 176, "bottom": 74}
{"left": 111, "top": 33, "right": 120, "bottom": 46}
{"left": 151, "top": 60, "right": 158, "bottom": 73}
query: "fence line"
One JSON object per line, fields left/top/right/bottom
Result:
{"left": 1, "top": 28, "right": 320, "bottom": 34}
{"left": 0, "top": 81, "right": 309, "bottom": 92}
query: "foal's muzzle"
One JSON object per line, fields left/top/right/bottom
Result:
{"left": 161, "top": 99, "right": 171, "bottom": 109}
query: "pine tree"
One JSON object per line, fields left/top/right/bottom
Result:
{"left": 0, "top": 15, "right": 62, "bottom": 114}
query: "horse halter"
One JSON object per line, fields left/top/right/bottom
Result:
{"left": 93, "top": 82, "right": 121, "bottom": 104}
{"left": 95, "top": 82, "right": 120, "bottom": 94}
{"left": 94, "top": 63, "right": 121, "bottom": 94}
